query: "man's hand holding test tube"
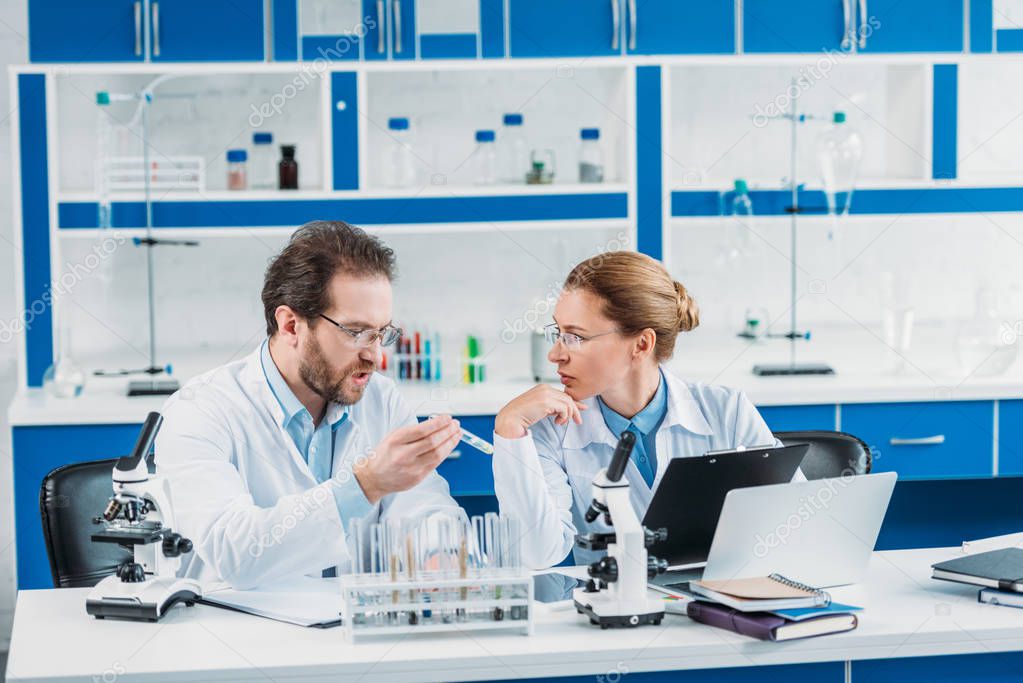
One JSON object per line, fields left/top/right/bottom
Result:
{"left": 427, "top": 414, "right": 495, "bottom": 455}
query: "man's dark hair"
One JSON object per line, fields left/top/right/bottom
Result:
{"left": 262, "top": 220, "right": 396, "bottom": 336}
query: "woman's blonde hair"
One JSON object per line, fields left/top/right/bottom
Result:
{"left": 564, "top": 251, "right": 699, "bottom": 361}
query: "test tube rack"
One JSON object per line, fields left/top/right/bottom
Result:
{"left": 339, "top": 572, "right": 534, "bottom": 640}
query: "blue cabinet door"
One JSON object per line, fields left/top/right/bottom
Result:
{"left": 858, "top": 0, "right": 963, "bottom": 52}
{"left": 743, "top": 0, "right": 847, "bottom": 53}
{"left": 361, "top": 0, "right": 414, "bottom": 60}
{"left": 509, "top": 0, "right": 621, "bottom": 57}
{"left": 842, "top": 401, "right": 994, "bottom": 479}
{"left": 627, "top": 0, "right": 734, "bottom": 55}
{"left": 998, "top": 399, "right": 1023, "bottom": 476}
{"left": 362, "top": 0, "right": 388, "bottom": 60}
{"left": 29, "top": 0, "right": 145, "bottom": 62}
{"left": 757, "top": 405, "right": 837, "bottom": 433}
{"left": 150, "top": 0, "right": 265, "bottom": 61}
{"left": 331, "top": 72, "right": 360, "bottom": 190}
{"left": 416, "top": 0, "right": 483, "bottom": 59}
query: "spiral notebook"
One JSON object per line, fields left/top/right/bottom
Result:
{"left": 688, "top": 574, "right": 831, "bottom": 612}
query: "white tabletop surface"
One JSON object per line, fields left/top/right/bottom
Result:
{"left": 7, "top": 548, "right": 1023, "bottom": 682}
{"left": 9, "top": 323, "right": 1023, "bottom": 426}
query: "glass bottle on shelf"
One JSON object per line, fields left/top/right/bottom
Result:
{"left": 279, "top": 145, "right": 299, "bottom": 190}
{"left": 226, "top": 149, "right": 248, "bottom": 191}
{"left": 95, "top": 92, "right": 113, "bottom": 229}
{"left": 474, "top": 130, "right": 497, "bottom": 186}
{"left": 717, "top": 178, "right": 754, "bottom": 267}
{"left": 386, "top": 117, "right": 417, "bottom": 189}
{"left": 578, "top": 128, "right": 604, "bottom": 183}
{"left": 816, "top": 111, "right": 863, "bottom": 240}
{"left": 497, "top": 113, "right": 528, "bottom": 184}
{"left": 250, "top": 132, "right": 276, "bottom": 190}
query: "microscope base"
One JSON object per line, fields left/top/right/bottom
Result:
{"left": 86, "top": 575, "right": 202, "bottom": 622}
{"left": 573, "top": 595, "right": 665, "bottom": 629}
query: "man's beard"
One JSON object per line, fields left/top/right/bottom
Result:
{"left": 299, "top": 333, "right": 375, "bottom": 406}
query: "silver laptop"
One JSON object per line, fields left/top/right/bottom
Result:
{"left": 650, "top": 472, "right": 897, "bottom": 594}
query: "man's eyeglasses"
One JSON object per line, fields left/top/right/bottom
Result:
{"left": 319, "top": 314, "right": 403, "bottom": 348}
{"left": 542, "top": 322, "right": 618, "bottom": 350}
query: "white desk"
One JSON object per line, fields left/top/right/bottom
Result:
{"left": 7, "top": 548, "right": 1023, "bottom": 682}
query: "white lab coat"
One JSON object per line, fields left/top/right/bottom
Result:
{"left": 155, "top": 344, "right": 460, "bottom": 590}
{"left": 492, "top": 368, "right": 787, "bottom": 569}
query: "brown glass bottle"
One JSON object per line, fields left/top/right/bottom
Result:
{"left": 278, "top": 145, "right": 298, "bottom": 190}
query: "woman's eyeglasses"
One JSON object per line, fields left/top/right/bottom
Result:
{"left": 542, "top": 322, "right": 618, "bottom": 350}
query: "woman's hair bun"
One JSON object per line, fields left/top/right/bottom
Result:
{"left": 674, "top": 280, "right": 700, "bottom": 332}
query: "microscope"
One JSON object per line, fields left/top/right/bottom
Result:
{"left": 573, "top": 431, "right": 669, "bottom": 628}
{"left": 86, "top": 411, "right": 202, "bottom": 621}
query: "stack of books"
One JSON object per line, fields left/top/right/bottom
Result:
{"left": 932, "top": 547, "right": 1023, "bottom": 608}
{"left": 683, "top": 574, "right": 862, "bottom": 642}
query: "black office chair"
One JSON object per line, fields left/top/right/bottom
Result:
{"left": 40, "top": 458, "right": 132, "bottom": 588}
{"left": 773, "top": 430, "right": 873, "bottom": 480}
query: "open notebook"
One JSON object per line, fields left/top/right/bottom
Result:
{"left": 200, "top": 576, "right": 343, "bottom": 628}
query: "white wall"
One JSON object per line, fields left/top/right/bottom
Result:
{"left": 0, "top": 0, "right": 27, "bottom": 655}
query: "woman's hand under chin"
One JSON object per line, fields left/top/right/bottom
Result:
{"left": 494, "top": 384, "right": 588, "bottom": 439}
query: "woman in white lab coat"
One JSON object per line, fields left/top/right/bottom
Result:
{"left": 492, "top": 251, "right": 781, "bottom": 569}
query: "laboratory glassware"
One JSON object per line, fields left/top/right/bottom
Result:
{"left": 816, "top": 111, "right": 863, "bottom": 238}
{"left": 226, "top": 149, "right": 247, "bottom": 191}
{"left": 498, "top": 113, "right": 528, "bottom": 184}
{"left": 578, "top": 128, "right": 604, "bottom": 183}
{"left": 473, "top": 130, "right": 497, "bottom": 185}
{"left": 250, "top": 132, "right": 276, "bottom": 190}
{"left": 386, "top": 117, "right": 417, "bottom": 188}
{"left": 279, "top": 145, "right": 299, "bottom": 190}
{"left": 43, "top": 323, "right": 86, "bottom": 399}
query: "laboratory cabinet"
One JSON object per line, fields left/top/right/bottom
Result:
{"left": 28, "top": 0, "right": 145, "bottom": 62}
{"left": 858, "top": 0, "right": 964, "bottom": 53}
{"left": 282, "top": 0, "right": 503, "bottom": 62}
{"left": 508, "top": 0, "right": 735, "bottom": 58}
{"left": 624, "top": 0, "right": 735, "bottom": 55}
{"left": 842, "top": 400, "right": 994, "bottom": 480}
{"left": 997, "top": 399, "right": 1023, "bottom": 476}
{"left": 743, "top": 0, "right": 849, "bottom": 53}
{"left": 758, "top": 404, "right": 837, "bottom": 432}
{"left": 743, "top": 0, "right": 963, "bottom": 54}
{"left": 28, "top": 0, "right": 266, "bottom": 63}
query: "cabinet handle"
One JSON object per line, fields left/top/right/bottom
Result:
{"left": 841, "top": 0, "right": 853, "bottom": 50}
{"left": 151, "top": 1, "right": 160, "bottom": 57}
{"left": 628, "top": 0, "right": 637, "bottom": 50}
{"left": 610, "top": 0, "right": 620, "bottom": 50}
{"left": 376, "top": 0, "right": 386, "bottom": 53}
{"left": 393, "top": 0, "right": 402, "bottom": 53}
{"left": 889, "top": 435, "right": 946, "bottom": 446}
{"left": 133, "top": 1, "right": 142, "bottom": 56}
{"left": 858, "top": 0, "right": 868, "bottom": 48}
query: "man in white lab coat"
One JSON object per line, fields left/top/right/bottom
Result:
{"left": 155, "top": 220, "right": 464, "bottom": 590}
